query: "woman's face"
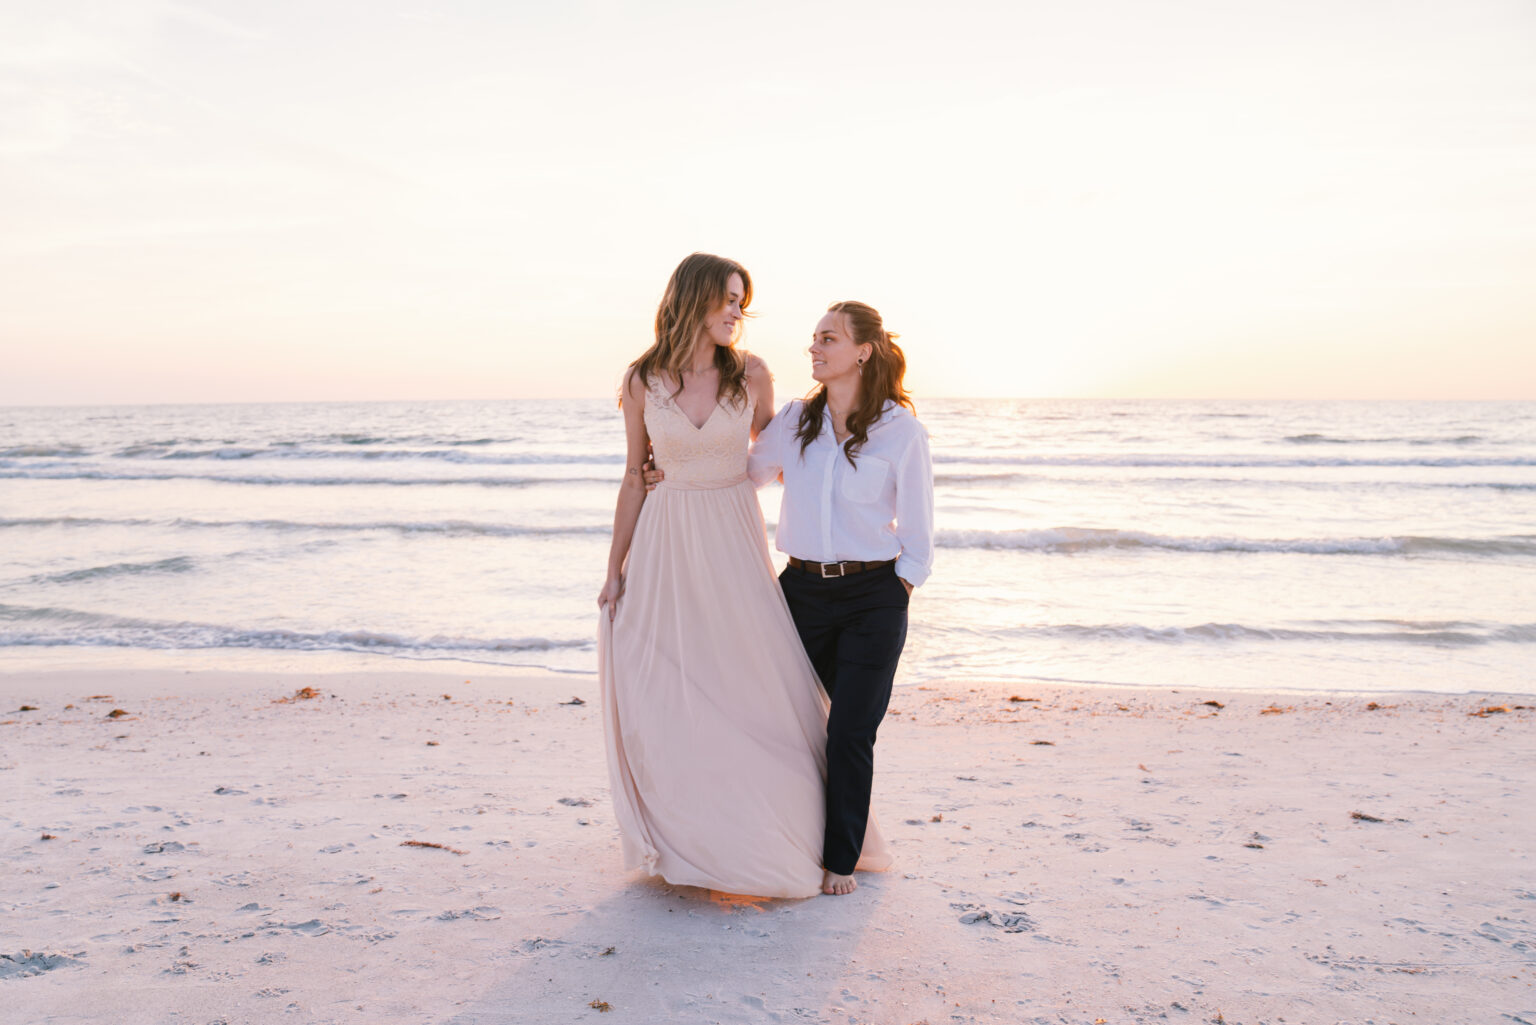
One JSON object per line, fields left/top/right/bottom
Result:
{"left": 809, "top": 311, "right": 869, "bottom": 384}
{"left": 699, "top": 273, "right": 746, "bottom": 350}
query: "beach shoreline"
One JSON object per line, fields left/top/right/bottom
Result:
{"left": 3, "top": 667, "right": 1532, "bottom": 1024}
{"left": 9, "top": 397, "right": 1534, "bottom": 698}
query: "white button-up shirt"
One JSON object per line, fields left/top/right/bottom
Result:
{"left": 749, "top": 399, "right": 934, "bottom": 588}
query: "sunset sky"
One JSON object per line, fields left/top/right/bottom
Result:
{"left": 2, "top": 0, "right": 1533, "bottom": 405}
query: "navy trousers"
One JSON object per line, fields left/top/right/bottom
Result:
{"left": 779, "top": 561, "right": 909, "bottom": 876}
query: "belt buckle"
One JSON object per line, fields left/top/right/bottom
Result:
{"left": 820, "top": 561, "right": 844, "bottom": 578}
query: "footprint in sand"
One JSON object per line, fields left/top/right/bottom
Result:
{"left": 435, "top": 907, "right": 502, "bottom": 921}
{"left": 954, "top": 904, "right": 1036, "bottom": 933}
{"left": 269, "top": 919, "right": 330, "bottom": 936}
{"left": 211, "top": 871, "right": 256, "bottom": 888}
{"left": 142, "top": 841, "right": 185, "bottom": 854}
{"left": 0, "top": 951, "right": 84, "bottom": 979}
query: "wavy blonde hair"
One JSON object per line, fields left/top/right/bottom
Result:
{"left": 626, "top": 253, "right": 752, "bottom": 408}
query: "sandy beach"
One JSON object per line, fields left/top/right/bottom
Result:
{"left": 2, "top": 667, "right": 1532, "bottom": 1024}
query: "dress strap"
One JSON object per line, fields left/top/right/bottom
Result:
{"left": 643, "top": 373, "right": 675, "bottom": 411}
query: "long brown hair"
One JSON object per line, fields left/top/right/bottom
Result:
{"left": 796, "top": 300, "right": 914, "bottom": 466}
{"left": 626, "top": 252, "right": 752, "bottom": 408}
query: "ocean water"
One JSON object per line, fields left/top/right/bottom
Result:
{"left": 2, "top": 398, "right": 1532, "bottom": 695}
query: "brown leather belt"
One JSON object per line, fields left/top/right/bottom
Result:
{"left": 787, "top": 556, "right": 896, "bottom": 579}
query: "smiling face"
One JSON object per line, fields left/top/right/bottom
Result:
{"left": 809, "top": 310, "right": 871, "bottom": 384}
{"left": 697, "top": 272, "right": 746, "bottom": 351}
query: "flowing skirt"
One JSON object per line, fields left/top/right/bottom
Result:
{"left": 598, "top": 478, "right": 891, "bottom": 898}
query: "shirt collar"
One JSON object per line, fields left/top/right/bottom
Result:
{"left": 821, "top": 399, "right": 895, "bottom": 429}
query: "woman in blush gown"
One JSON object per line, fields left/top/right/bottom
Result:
{"left": 597, "top": 253, "right": 890, "bottom": 898}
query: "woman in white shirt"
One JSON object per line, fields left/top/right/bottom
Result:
{"left": 749, "top": 300, "right": 935, "bottom": 896}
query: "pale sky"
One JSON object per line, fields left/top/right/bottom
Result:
{"left": 2, "top": 0, "right": 1533, "bottom": 405}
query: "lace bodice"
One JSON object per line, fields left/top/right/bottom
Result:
{"left": 642, "top": 376, "right": 752, "bottom": 489}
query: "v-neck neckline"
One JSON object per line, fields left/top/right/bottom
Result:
{"left": 658, "top": 374, "right": 721, "bottom": 431}
{"left": 679, "top": 400, "right": 720, "bottom": 432}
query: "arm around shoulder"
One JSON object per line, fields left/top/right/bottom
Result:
{"left": 748, "top": 397, "right": 796, "bottom": 487}
{"left": 744, "top": 353, "right": 774, "bottom": 437}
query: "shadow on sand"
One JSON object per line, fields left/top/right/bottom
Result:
{"left": 447, "top": 871, "right": 887, "bottom": 1024}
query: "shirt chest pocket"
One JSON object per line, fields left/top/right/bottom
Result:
{"left": 838, "top": 455, "right": 890, "bottom": 504}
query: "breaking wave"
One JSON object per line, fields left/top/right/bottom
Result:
{"left": 934, "top": 527, "right": 1536, "bottom": 558}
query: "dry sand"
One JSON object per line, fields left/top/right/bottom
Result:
{"left": 2, "top": 668, "right": 1532, "bottom": 1024}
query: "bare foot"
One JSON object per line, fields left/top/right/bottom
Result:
{"left": 822, "top": 870, "right": 857, "bottom": 895}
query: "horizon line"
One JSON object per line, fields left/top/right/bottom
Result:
{"left": 4, "top": 395, "right": 1534, "bottom": 411}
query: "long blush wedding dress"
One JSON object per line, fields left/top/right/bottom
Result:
{"left": 598, "top": 376, "right": 891, "bottom": 898}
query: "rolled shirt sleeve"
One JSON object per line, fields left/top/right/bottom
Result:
{"left": 892, "top": 422, "right": 935, "bottom": 588}
{"left": 747, "top": 401, "right": 792, "bottom": 487}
